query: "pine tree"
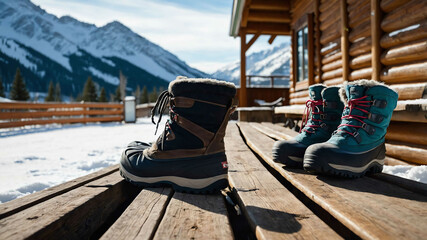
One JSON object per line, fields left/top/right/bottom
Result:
{"left": 0, "top": 76, "right": 5, "bottom": 98}
{"left": 149, "top": 86, "right": 158, "bottom": 103}
{"left": 114, "top": 86, "right": 121, "bottom": 102}
{"left": 134, "top": 85, "right": 141, "bottom": 104}
{"left": 82, "top": 76, "right": 97, "bottom": 102}
{"left": 45, "top": 81, "right": 55, "bottom": 102}
{"left": 10, "top": 68, "right": 30, "bottom": 101}
{"left": 55, "top": 82, "right": 62, "bottom": 102}
{"left": 140, "top": 86, "right": 148, "bottom": 104}
{"left": 99, "top": 87, "right": 107, "bottom": 102}
{"left": 119, "top": 71, "right": 127, "bottom": 100}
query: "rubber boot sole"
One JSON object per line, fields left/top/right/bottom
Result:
{"left": 119, "top": 164, "right": 228, "bottom": 194}
{"left": 303, "top": 142, "right": 385, "bottom": 178}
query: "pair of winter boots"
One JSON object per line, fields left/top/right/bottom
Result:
{"left": 119, "top": 77, "right": 237, "bottom": 193}
{"left": 273, "top": 80, "right": 398, "bottom": 178}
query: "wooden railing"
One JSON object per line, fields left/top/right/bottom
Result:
{"left": 0, "top": 102, "right": 124, "bottom": 129}
{"left": 246, "top": 75, "right": 290, "bottom": 87}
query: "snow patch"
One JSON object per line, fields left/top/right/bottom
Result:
{"left": 0, "top": 118, "right": 164, "bottom": 203}
{"left": 389, "top": 24, "right": 420, "bottom": 37}
{"left": 101, "top": 57, "right": 115, "bottom": 67}
{"left": 0, "top": 38, "right": 37, "bottom": 70}
{"left": 383, "top": 165, "right": 427, "bottom": 184}
{"left": 87, "top": 66, "right": 119, "bottom": 85}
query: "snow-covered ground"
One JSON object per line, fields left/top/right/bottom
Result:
{"left": 0, "top": 118, "right": 426, "bottom": 203}
{"left": 0, "top": 118, "right": 162, "bottom": 203}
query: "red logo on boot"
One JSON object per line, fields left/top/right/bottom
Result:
{"left": 221, "top": 161, "right": 228, "bottom": 169}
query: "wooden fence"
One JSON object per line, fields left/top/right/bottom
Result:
{"left": 0, "top": 102, "right": 124, "bottom": 129}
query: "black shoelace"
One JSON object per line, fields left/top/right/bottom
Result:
{"left": 151, "top": 90, "right": 172, "bottom": 135}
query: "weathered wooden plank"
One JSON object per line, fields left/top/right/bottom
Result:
{"left": 153, "top": 192, "right": 232, "bottom": 240}
{"left": 226, "top": 123, "right": 342, "bottom": 239}
{"left": 0, "top": 102, "right": 123, "bottom": 110}
{"left": 0, "top": 109, "right": 123, "bottom": 120}
{"left": 0, "top": 116, "right": 124, "bottom": 128}
{"left": 237, "top": 122, "right": 427, "bottom": 240}
{"left": 101, "top": 188, "right": 173, "bottom": 240}
{"left": 0, "top": 164, "right": 119, "bottom": 219}
{"left": 0, "top": 172, "right": 139, "bottom": 239}
{"left": 250, "top": 122, "right": 296, "bottom": 140}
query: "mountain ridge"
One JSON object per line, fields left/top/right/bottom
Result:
{"left": 0, "top": 0, "right": 208, "bottom": 98}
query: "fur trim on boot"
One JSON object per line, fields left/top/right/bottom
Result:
{"left": 339, "top": 79, "right": 388, "bottom": 103}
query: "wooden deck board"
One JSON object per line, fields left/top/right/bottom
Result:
{"left": 238, "top": 122, "right": 427, "bottom": 240}
{"left": 225, "top": 123, "right": 342, "bottom": 239}
{"left": 101, "top": 187, "right": 173, "bottom": 240}
{"left": 0, "top": 172, "right": 138, "bottom": 239}
{"left": 153, "top": 192, "right": 232, "bottom": 240}
{"left": 0, "top": 164, "right": 119, "bottom": 219}
{"left": 254, "top": 122, "right": 427, "bottom": 194}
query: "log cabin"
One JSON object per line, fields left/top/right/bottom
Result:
{"left": 229, "top": 0, "right": 427, "bottom": 166}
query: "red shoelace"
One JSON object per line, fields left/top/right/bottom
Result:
{"left": 336, "top": 95, "right": 371, "bottom": 137}
{"left": 300, "top": 99, "right": 324, "bottom": 133}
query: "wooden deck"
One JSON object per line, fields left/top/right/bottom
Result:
{"left": 0, "top": 122, "right": 426, "bottom": 239}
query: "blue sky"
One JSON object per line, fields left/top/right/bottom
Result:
{"left": 31, "top": 0, "right": 288, "bottom": 73}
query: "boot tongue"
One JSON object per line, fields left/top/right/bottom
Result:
{"left": 309, "top": 85, "right": 325, "bottom": 101}
{"left": 346, "top": 85, "right": 366, "bottom": 100}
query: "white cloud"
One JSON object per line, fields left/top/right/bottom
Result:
{"left": 31, "top": 0, "right": 285, "bottom": 72}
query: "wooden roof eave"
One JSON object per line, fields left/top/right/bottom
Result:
{"left": 229, "top": 0, "right": 292, "bottom": 37}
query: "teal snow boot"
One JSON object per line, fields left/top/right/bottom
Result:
{"left": 272, "top": 84, "right": 344, "bottom": 167}
{"left": 120, "top": 77, "right": 236, "bottom": 193}
{"left": 304, "top": 80, "right": 398, "bottom": 178}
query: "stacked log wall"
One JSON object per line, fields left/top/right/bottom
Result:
{"left": 288, "top": 0, "right": 427, "bottom": 165}
{"left": 380, "top": 0, "right": 427, "bottom": 100}
{"left": 319, "top": 0, "right": 343, "bottom": 86}
{"left": 347, "top": 0, "right": 373, "bottom": 81}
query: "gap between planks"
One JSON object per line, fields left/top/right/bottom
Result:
{"left": 237, "top": 122, "right": 427, "bottom": 240}
{"left": 225, "top": 123, "right": 342, "bottom": 239}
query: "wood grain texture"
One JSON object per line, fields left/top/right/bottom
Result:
{"left": 387, "top": 122, "right": 427, "bottom": 146}
{"left": 0, "top": 172, "right": 139, "bottom": 240}
{"left": 250, "top": 122, "right": 296, "bottom": 140}
{"left": 322, "top": 51, "right": 342, "bottom": 64}
{"left": 349, "top": 53, "right": 371, "bottom": 70}
{"left": 381, "top": 0, "right": 427, "bottom": 33}
{"left": 390, "top": 82, "right": 427, "bottom": 100}
{"left": 349, "top": 37, "right": 371, "bottom": 55}
{"left": 153, "top": 193, "right": 232, "bottom": 240}
{"left": 0, "top": 102, "right": 123, "bottom": 109}
{"left": 380, "top": 20, "right": 427, "bottom": 49}
{"left": 380, "top": 0, "right": 410, "bottom": 12}
{"left": 101, "top": 188, "right": 173, "bottom": 240}
{"left": 226, "top": 123, "right": 341, "bottom": 239}
{"left": 0, "top": 164, "right": 119, "bottom": 219}
{"left": 381, "top": 40, "right": 427, "bottom": 66}
{"left": 238, "top": 122, "right": 427, "bottom": 240}
{"left": 348, "top": 67, "right": 372, "bottom": 80}
{"left": 380, "top": 62, "right": 427, "bottom": 83}
{"left": 385, "top": 142, "right": 427, "bottom": 165}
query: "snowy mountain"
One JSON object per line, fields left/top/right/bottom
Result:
{"left": 0, "top": 0, "right": 208, "bottom": 98}
{"left": 212, "top": 42, "right": 291, "bottom": 85}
